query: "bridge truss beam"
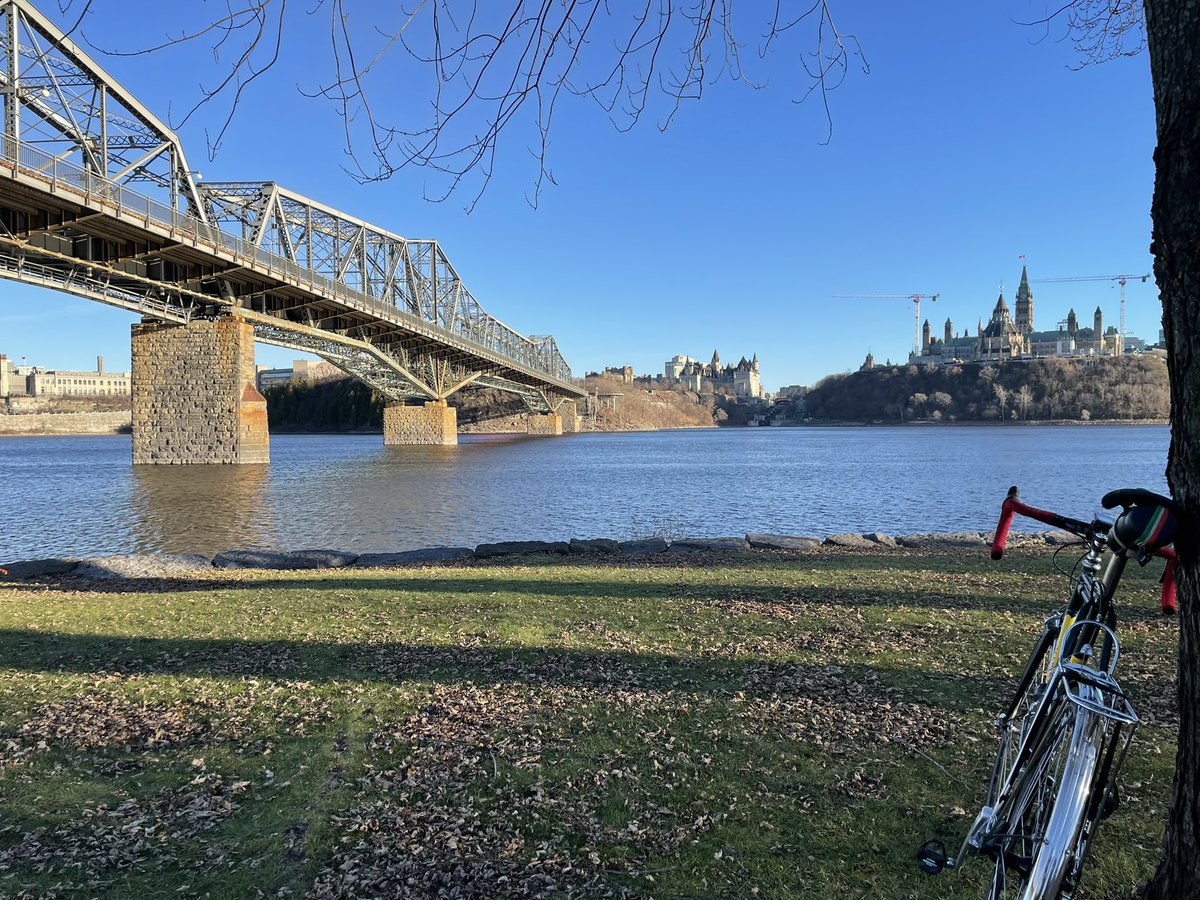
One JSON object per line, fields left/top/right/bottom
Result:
{"left": 0, "top": 0, "right": 206, "bottom": 221}
{"left": 199, "top": 182, "right": 573, "bottom": 388}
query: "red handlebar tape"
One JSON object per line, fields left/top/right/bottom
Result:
{"left": 991, "top": 496, "right": 1059, "bottom": 560}
{"left": 991, "top": 501, "right": 1016, "bottom": 560}
{"left": 990, "top": 494, "right": 1179, "bottom": 613}
{"left": 1160, "top": 547, "right": 1178, "bottom": 614}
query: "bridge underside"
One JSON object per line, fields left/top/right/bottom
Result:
{"left": 0, "top": 167, "right": 585, "bottom": 457}
{"left": 0, "top": 184, "right": 574, "bottom": 398}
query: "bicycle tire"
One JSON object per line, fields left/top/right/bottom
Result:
{"left": 1000, "top": 686, "right": 1106, "bottom": 900}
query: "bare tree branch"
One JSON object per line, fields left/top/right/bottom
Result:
{"left": 67, "top": 2, "right": 867, "bottom": 209}
{"left": 1017, "top": 0, "right": 1145, "bottom": 67}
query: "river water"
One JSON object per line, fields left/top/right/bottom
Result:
{"left": 0, "top": 425, "right": 1172, "bottom": 560}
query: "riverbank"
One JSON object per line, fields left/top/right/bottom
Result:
{"left": 0, "top": 410, "right": 130, "bottom": 435}
{"left": 0, "top": 546, "right": 1176, "bottom": 898}
{"left": 2, "top": 527, "right": 1071, "bottom": 579}
{"left": 0, "top": 413, "right": 1167, "bottom": 437}
{"left": 0, "top": 410, "right": 715, "bottom": 437}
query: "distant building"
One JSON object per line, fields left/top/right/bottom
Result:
{"left": 663, "top": 349, "right": 763, "bottom": 399}
{"left": 903, "top": 266, "right": 1144, "bottom": 366}
{"left": 664, "top": 354, "right": 695, "bottom": 380}
{"left": 603, "top": 365, "right": 634, "bottom": 383}
{"left": 255, "top": 366, "right": 294, "bottom": 393}
{"left": 255, "top": 358, "right": 343, "bottom": 393}
{"left": 0, "top": 354, "right": 20, "bottom": 398}
{"left": 978, "top": 291, "right": 1028, "bottom": 360}
{"left": 1014, "top": 267, "right": 1034, "bottom": 335}
{"left": 292, "top": 359, "right": 341, "bottom": 383}
{"left": 1, "top": 354, "right": 130, "bottom": 398}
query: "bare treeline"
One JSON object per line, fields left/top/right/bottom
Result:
{"left": 805, "top": 356, "right": 1169, "bottom": 423}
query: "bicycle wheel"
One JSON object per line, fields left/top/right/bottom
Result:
{"left": 960, "top": 629, "right": 1057, "bottom": 864}
{"left": 978, "top": 619, "right": 1062, "bottom": 813}
{"left": 994, "top": 686, "right": 1106, "bottom": 900}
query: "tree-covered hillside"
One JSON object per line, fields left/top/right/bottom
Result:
{"left": 264, "top": 379, "right": 385, "bottom": 432}
{"left": 805, "top": 356, "right": 1169, "bottom": 422}
{"left": 262, "top": 380, "right": 523, "bottom": 432}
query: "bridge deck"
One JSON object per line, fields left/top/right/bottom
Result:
{"left": 0, "top": 146, "right": 583, "bottom": 402}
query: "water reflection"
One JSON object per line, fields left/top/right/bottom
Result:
{"left": 130, "top": 464, "right": 270, "bottom": 556}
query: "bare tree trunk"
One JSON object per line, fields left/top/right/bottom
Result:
{"left": 1144, "top": 1, "right": 1200, "bottom": 896}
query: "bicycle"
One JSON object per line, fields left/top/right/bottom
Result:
{"left": 917, "top": 485, "right": 1183, "bottom": 899}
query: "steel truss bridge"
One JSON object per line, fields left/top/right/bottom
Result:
{"left": 0, "top": 0, "right": 583, "bottom": 411}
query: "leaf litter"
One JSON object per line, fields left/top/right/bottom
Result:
{"left": 0, "top": 553, "right": 1181, "bottom": 898}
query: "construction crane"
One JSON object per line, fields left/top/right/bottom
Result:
{"left": 834, "top": 293, "right": 940, "bottom": 356}
{"left": 1030, "top": 273, "right": 1151, "bottom": 356}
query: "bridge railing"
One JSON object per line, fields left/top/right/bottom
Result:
{"left": 4, "top": 141, "right": 576, "bottom": 387}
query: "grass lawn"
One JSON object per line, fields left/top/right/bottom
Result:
{"left": 0, "top": 547, "right": 1181, "bottom": 898}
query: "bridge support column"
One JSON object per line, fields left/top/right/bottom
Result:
{"left": 527, "top": 412, "right": 563, "bottom": 436}
{"left": 131, "top": 316, "right": 269, "bottom": 465}
{"left": 559, "top": 401, "right": 581, "bottom": 433}
{"left": 384, "top": 400, "right": 457, "bottom": 446}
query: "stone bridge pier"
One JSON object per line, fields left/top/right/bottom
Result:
{"left": 384, "top": 396, "right": 581, "bottom": 445}
{"left": 558, "top": 400, "right": 581, "bottom": 433}
{"left": 526, "top": 412, "right": 562, "bottom": 436}
{"left": 527, "top": 399, "right": 581, "bottom": 436}
{"left": 383, "top": 400, "right": 458, "bottom": 446}
{"left": 131, "top": 315, "right": 269, "bottom": 464}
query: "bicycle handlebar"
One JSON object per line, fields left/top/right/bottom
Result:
{"left": 990, "top": 486, "right": 1093, "bottom": 560}
{"left": 1159, "top": 546, "right": 1178, "bottom": 615}
{"left": 990, "top": 492, "right": 1019, "bottom": 561}
{"left": 991, "top": 485, "right": 1178, "bottom": 614}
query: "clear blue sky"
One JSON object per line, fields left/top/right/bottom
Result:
{"left": 0, "top": 2, "right": 1159, "bottom": 392}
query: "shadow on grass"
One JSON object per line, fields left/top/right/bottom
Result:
{"left": 0, "top": 629, "right": 1015, "bottom": 711}
{"left": 1, "top": 569, "right": 1068, "bottom": 616}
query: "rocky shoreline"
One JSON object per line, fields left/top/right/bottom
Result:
{"left": 2, "top": 529, "right": 1076, "bottom": 580}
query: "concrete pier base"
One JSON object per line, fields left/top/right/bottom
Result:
{"left": 131, "top": 316, "right": 269, "bottom": 464}
{"left": 384, "top": 400, "right": 458, "bottom": 445}
{"left": 527, "top": 412, "right": 563, "bottom": 436}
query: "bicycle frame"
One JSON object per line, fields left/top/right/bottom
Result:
{"left": 918, "top": 487, "right": 1182, "bottom": 896}
{"left": 920, "top": 485, "right": 1186, "bottom": 900}
{"left": 921, "top": 496, "right": 1182, "bottom": 892}
{"left": 1001, "top": 532, "right": 1125, "bottom": 726}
